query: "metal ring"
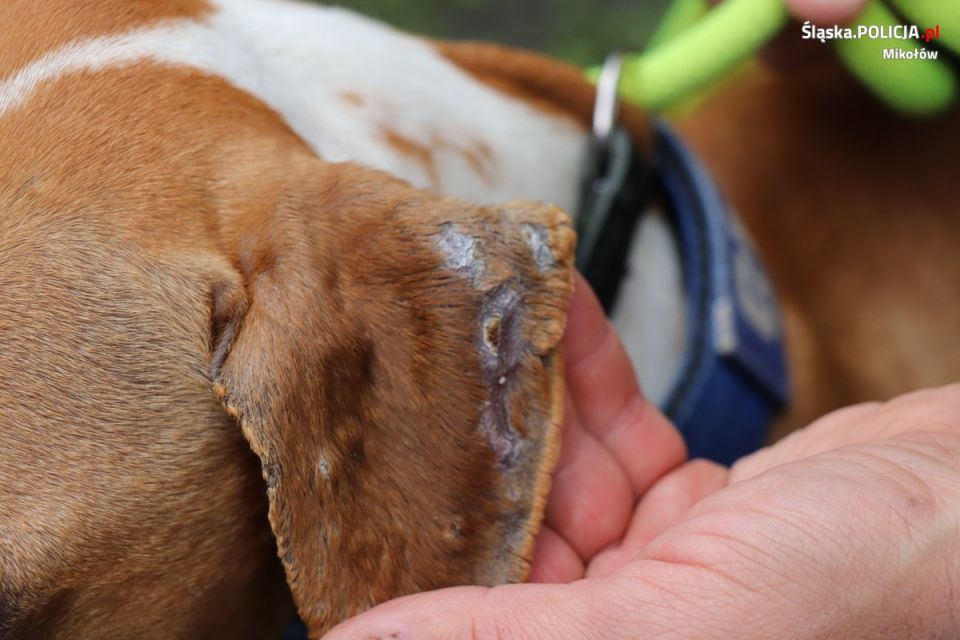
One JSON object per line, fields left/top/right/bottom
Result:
{"left": 592, "top": 51, "right": 626, "bottom": 147}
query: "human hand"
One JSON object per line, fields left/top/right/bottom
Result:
{"left": 523, "top": 272, "right": 688, "bottom": 584}
{"left": 784, "top": 0, "right": 868, "bottom": 24}
{"left": 323, "top": 276, "right": 960, "bottom": 639}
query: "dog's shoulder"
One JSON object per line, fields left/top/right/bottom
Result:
{"left": 1, "top": 0, "right": 603, "bottom": 212}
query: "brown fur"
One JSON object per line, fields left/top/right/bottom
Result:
{"left": 0, "top": 57, "right": 573, "bottom": 640}
{"left": 0, "top": 0, "right": 212, "bottom": 77}
{"left": 210, "top": 182, "right": 573, "bottom": 632}
{"left": 458, "top": 139, "right": 496, "bottom": 183}
{"left": 379, "top": 125, "right": 439, "bottom": 186}
{"left": 338, "top": 90, "right": 366, "bottom": 107}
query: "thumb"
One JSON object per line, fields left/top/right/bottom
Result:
{"left": 321, "top": 565, "right": 766, "bottom": 640}
{"left": 785, "top": 0, "right": 869, "bottom": 24}
{"left": 321, "top": 580, "right": 625, "bottom": 640}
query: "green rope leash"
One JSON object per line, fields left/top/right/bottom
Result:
{"left": 605, "top": 0, "right": 959, "bottom": 116}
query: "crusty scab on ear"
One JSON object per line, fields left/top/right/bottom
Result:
{"left": 207, "top": 163, "right": 574, "bottom": 638}
{"left": 475, "top": 283, "right": 527, "bottom": 465}
{"left": 435, "top": 220, "right": 555, "bottom": 466}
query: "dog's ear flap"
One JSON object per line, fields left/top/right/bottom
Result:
{"left": 210, "top": 164, "right": 574, "bottom": 637}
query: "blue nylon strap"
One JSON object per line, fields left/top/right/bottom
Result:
{"left": 656, "top": 121, "right": 790, "bottom": 465}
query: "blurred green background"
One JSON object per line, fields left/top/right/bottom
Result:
{"left": 316, "top": 0, "right": 671, "bottom": 66}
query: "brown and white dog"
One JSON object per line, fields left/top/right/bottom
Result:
{"left": 1, "top": 1, "right": 958, "bottom": 638}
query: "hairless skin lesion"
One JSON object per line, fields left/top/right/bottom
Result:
{"left": 433, "top": 221, "right": 537, "bottom": 466}
{"left": 521, "top": 223, "right": 555, "bottom": 273}
{"left": 436, "top": 223, "right": 487, "bottom": 286}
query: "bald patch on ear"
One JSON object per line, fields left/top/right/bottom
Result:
{"left": 430, "top": 200, "right": 575, "bottom": 569}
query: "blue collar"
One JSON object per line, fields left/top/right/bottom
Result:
{"left": 655, "top": 122, "right": 789, "bottom": 465}
{"left": 576, "top": 121, "right": 790, "bottom": 465}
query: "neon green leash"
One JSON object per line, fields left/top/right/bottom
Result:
{"left": 610, "top": 0, "right": 959, "bottom": 116}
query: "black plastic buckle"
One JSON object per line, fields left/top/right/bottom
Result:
{"left": 575, "top": 125, "right": 652, "bottom": 313}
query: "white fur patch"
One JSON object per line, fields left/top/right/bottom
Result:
{"left": 0, "top": 22, "right": 207, "bottom": 118}
{"left": 611, "top": 210, "right": 687, "bottom": 405}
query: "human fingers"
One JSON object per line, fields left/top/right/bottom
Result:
{"left": 785, "top": 0, "right": 869, "bottom": 24}
{"left": 527, "top": 524, "right": 584, "bottom": 583}
{"left": 587, "top": 458, "right": 728, "bottom": 578}
{"left": 564, "top": 273, "right": 687, "bottom": 496}
{"left": 543, "top": 396, "right": 633, "bottom": 561}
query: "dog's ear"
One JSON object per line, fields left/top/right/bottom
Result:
{"left": 210, "top": 162, "right": 574, "bottom": 637}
